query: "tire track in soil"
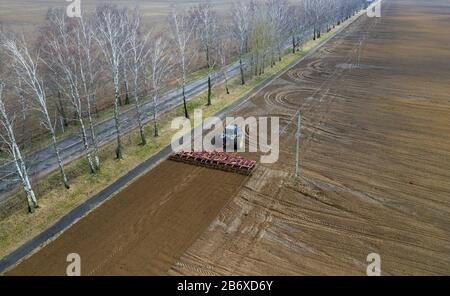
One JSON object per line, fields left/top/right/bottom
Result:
{"left": 7, "top": 161, "right": 248, "bottom": 275}
{"left": 169, "top": 0, "right": 450, "bottom": 275}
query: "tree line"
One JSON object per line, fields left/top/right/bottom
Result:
{"left": 0, "top": 0, "right": 367, "bottom": 213}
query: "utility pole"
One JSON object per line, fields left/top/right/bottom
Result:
{"left": 294, "top": 113, "right": 302, "bottom": 178}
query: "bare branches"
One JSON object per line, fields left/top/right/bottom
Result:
{"left": 2, "top": 36, "right": 45, "bottom": 112}
{"left": 217, "top": 28, "right": 232, "bottom": 95}
{"left": 230, "top": 0, "right": 253, "bottom": 85}
{"left": 42, "top": 8, "right": 97, "bottom": 174}
{"left": 192, "top": 1, "right": 218, "bottom": 67}
{"left": 74, "top": 14, "right": 101, "bottom": 168}
{"left": 94, "top": 4, "right": 129, "bottom": 159}
{"left": 2, "top": 33, "right": 70, "bottom": 188}
{"left": 0, "top": 80, "right": 38, "bottom": 212}
{"left": 264, "top": 0, "right": 289, "bottom": 62}
{"left": 148, "top": 32, "right": 172, "bottom": 137}
{"left": 124, "top": 7, "right": 151, "bottom": 145}
{"left": 192, "top": 0, "right": 219, "bottom": 105}
{"left": 170, "top": 5, "right": 197, "bottom": 119}
{"left": 0, "top": 0, "right": 368, "bottom": 201}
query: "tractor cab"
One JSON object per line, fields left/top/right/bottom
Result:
{"left": 220, "top": 124, "right": 244, "bottom": 150}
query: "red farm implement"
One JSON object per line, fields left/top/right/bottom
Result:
{"left": 169, "top": 151, "right": 257, "bottom": 176}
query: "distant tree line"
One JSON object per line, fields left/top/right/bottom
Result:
{"left": 0, "top": 0, "right": 367, "bottom": 212}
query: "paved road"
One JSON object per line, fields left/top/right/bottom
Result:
{"left": 0, "top": 30, "right": 314, "bottom": 201}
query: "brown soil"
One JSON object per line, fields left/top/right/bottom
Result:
{"left": 8, "top": 0, "right": 450, "bottom": 275}
{"left": 8, "top": 161, "right": 246, "bottom": 275}
{"left": 168, "top": 0, "right": 450, "bottom": 275}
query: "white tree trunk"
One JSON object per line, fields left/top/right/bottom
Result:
{"left": 0, "top": 82, "right": 38, "bottom": 212}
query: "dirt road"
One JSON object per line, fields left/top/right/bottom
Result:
{"left": 7, "top": 0, "right": 450, "bottom": 275}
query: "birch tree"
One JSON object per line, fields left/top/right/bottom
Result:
{"left": 122, "top": 64, "right": 130, "bottom": 105}
{"left": 326, "top": 0, "right": 337, "bottom": 32}
{"left": 230, "top": 1, "right": 253, "bottom": 85}
{"left": 2, "top": 36, "right": 70, "bottom": 189}
{"left": 192, "top": 1, "right": 218, "bottom": 106}
{"left": 170, "top": 6, "right": 196, "bottom": 119}
{"left": 249, "top": 5, "right": 272, "bottom": 76}
{"left": 48, "top": 82, "right": 69, "bottom": 132}
{"left": 75, "top": 14, "right": 100, "bottom": 168}
{"left": 315, "top": 0, "right": 328, "bottom": 39}
{"left": 125, "top": 8, "right": 151, "bottom": 145}
{"left": 14, "top": 78, "right": 29, "bottom": 138}
{"left": 265, "top": 0, "right": 289, "bottom": 64}
{"left": 217, "top": 29, "right": 231, "bottom": 95}
{"left": 0, "top": 81, "right": 38, "bottom": 212}
{"left": 304, "top": 0, "right": 321, "bottom": 40}
{"left": 43, "top": 9, "right": 96, "bottom": 174}
{"left": 148, "top": 33, "right": 172, "bottom": 138}
{"left": 121, "top": 9, "right": 131, "bottom": 106}
{"left": 94, "top": 4, "right": 129, "bottom": 159}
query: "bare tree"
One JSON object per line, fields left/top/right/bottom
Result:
{"left": 122, "top": 64, "right": 130, "bottom": 105}
{"left": 306, "top": 0, "right": 327, "bottom": 40}
{"left": 14, "top": 78, "right": 29, "bottom": 138}
{"left": 94, "top": 4, "right": 129, "bottom": 159}
{"left": 0, "top": 81, "right": 38, "bottom": 212}
{"left": 217, "top": 28, "right": 231, "bottom": 95}
{"left": 230, "top": 1, "right": 253, "bottom": 85}
{"left": 47, "top": 82, "right": 69, "bottom": 133}
{"left": 192, "top": 1, "right": 219, "bottom": 106}
{"left": 125, "top": 8, "right": 151, "bottom": 145}
{"left": 288, "top": 1, "right": 308, "bottom": 53}
{"left": 326, "top": 0, "right": 337, "bottom": 32}
{"left": 148, "top": 33, "right": 172, "bottom": 137}
{"left": 249, "top": 4, "right": 272, "bottom": 76}
{"left": 76, "top": 14, "right": 101, "bottom": 169}
{"left": 265, "top": 0, "right": 289, "bottom": 64}
{"left": 2, "top": 36, "right": 70, "bottom": 189}
{"left": 120, "top": 9, "right": 131, "bottom": 106}
{"left": 42, "top": 9, "right": 96, "bottom": 174}
{"left": 170, "top": 5, "right": 196, "bottom": 119}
